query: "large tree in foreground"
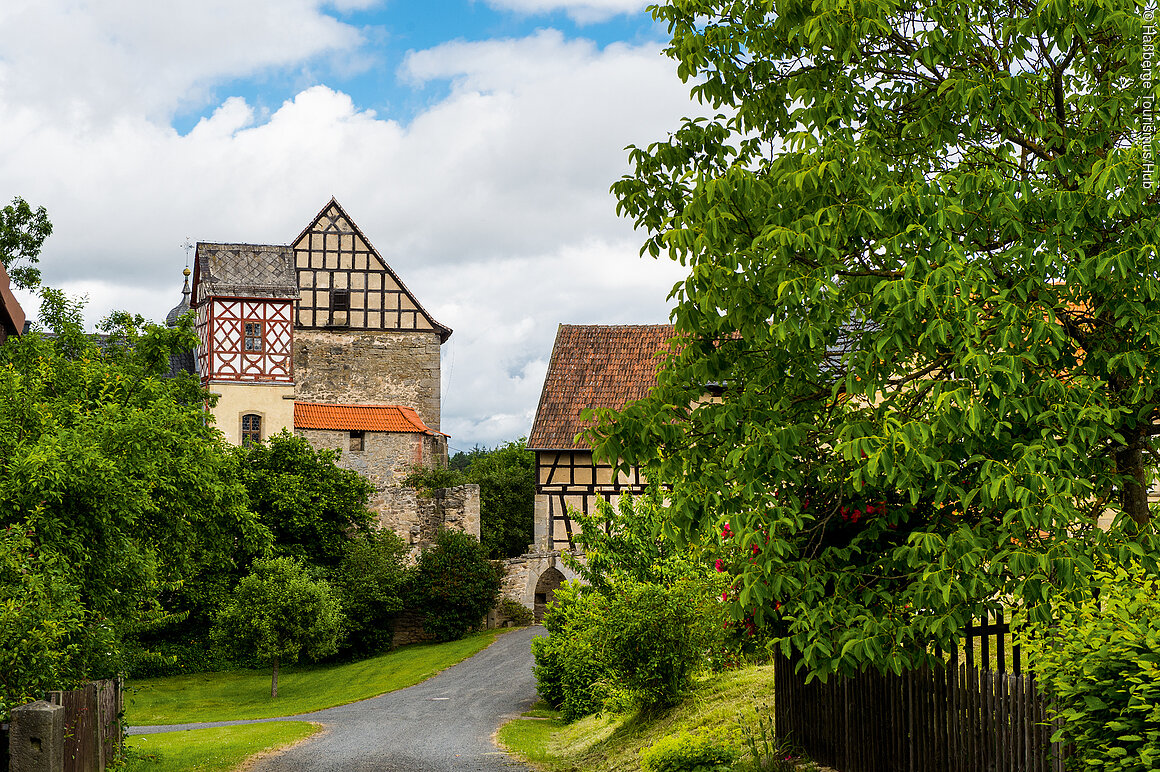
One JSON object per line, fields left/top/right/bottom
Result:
{"left": 596, "top": 0, "right": 1160, "bottom": 678}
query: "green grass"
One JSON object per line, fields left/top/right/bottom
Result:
{"left": 496, "top": 664, "right": 813, "bottom": 772}
{"left": 128, "top": 628, "right": 509, "bottom": 725}
{"left": 123, "top": 722, "right": 318, "bottom": 772}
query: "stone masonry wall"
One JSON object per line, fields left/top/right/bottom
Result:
{"left": 293, "top": 329, "right": 442, "bottom": 431}
{"left": 296, "top": 428, "right": 446, "bottom": 489}
{"left": 377, "top": 483, "right": 480, "bottom": 561}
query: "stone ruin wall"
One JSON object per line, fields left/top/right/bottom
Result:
{"left": 293, "top": 328, "right": 442, "bottom": 431}
{"left": 377, "top": 483, "right": 480, "bottom": 561}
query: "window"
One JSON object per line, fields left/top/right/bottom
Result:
{"left": 349, "top": 430, "right": 365, "bottom": 452}
{"left": 332, "top": 289, "right": 350, "bottom": 312}
{"left": 241, "top": 414, "right": 262, "bottom": 447}
{"left": 244, "top": 322, "right": 263, "bottom": 352}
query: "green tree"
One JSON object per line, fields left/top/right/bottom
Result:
{"left": 235, "top": 430, "right": 374, "bottom": 570}
{"left": 0, "top": 197, "right": 52, "bottom": 290}
{"left": 331, "top": 529, "right": 409, "bottom": 656}
{"left": 411, "top": 528, "right": 501, "bottom": 642}
{"left": 470, "top": 439, "right": 535, "bottom": 559}
{"left": 0, "top": 291, "right": 267, "bottom": 678}
{"left": 596, "top": 0, "right": 1160, "bottom": 680}
{"left": 0, "top": 526, "right": 84, "bottom": 722}
{"left": 214, "top": 557, "right": 344, "bottom": 697}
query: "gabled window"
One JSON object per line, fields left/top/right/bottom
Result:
{"left": 242, "top": 414, "right": 262, "bottom": 447}
{"left": 244, "top": 322, "right": 263, "bottom": 352}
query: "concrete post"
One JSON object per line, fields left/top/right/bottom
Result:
{"left": 9, "top": 700, "right": 64, "bottom": 772}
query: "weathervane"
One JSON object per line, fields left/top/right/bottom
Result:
{"left": 180, "top": 237, "right": 193, "bottom": 269}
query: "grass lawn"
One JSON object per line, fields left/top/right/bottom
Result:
{"left": 124, "top": 722, "right": 318, "bottom": 771}
{"left": 497, "top": 664, "right": 789, "bottom": 772}
{"left": 128, "top": 628, "right": 509, "bottom": 725}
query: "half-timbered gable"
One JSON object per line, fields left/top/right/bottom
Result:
{"left": 291, "top": 199, "right": 451, "bottom": 339}
{"left": 527, "top": 324, "right": 674, "bottom": 551}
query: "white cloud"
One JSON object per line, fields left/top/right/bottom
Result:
{"left": 0, "top": 0, "right": 365, "bottom": 122}
{"left": 481, "top": 0, "right": 650, "bottom": 24}
{"left": 0, "top": 25, "right": 699, "bottom": 446}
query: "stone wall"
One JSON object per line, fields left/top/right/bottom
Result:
{"left": 293, "top": 328, "right": 442, "bottom": 431}
{"left": 376, "top": 483, "right": 480, "bottom": 560}
{"left": 500, "top": 550, "right": 581, "bottom": 617}
{"left": 297, "top": 428, "right": 446, "bottom": 489}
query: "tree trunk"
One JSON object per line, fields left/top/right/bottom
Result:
{"left": 271, "top": 657, "right": 279, "bottom": 698}
{"left": 1116, "top": 433, "right": 1151, "bottom": 526}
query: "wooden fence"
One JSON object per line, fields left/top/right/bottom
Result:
{"left": 773, "top": 615, "right": 1067, "bottom": 772}
{"left": 45, "top": 679, "right": 123, "bottom": 772}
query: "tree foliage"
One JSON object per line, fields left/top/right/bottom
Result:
{"left": 0, "top": 291, "right": 267, "bottom": 679}
{"left": 596, "top": 0, "right": 1160, "bottom": 679}
{"left": 0, "top": 197, "right": 52, "bottom": 290}
{"left": 213, "top": 557, "right": 344, "bottom": 697}
{"left": 331, "top": 529, "right": 409, "bottom": 656}
{"left": 235, "top": 430, "right": 374, "bottom": 570}
{"left": 410, "top": 528, "right": 501, "bottom": 642}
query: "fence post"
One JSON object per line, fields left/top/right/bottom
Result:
{"left": 9, "top": 701, "right": 64, "bottom": 772}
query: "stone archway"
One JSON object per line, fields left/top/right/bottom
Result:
{"left": 532, "top": 566, "right": 566, "bottom": 621}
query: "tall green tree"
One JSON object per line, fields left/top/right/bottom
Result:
{"left": 596, "top": 0, "right": 1160, "bottom": 679}
{"left": 471, "top": 438, "right": 535, "bottom": 559}
{"left": 0, "top": 290, "right": 267, "bottom": 679}
{"left": 235, "top": 430, "right": 374, "bottom": 570}
{"left": 0, "top": 197, "right": 52, "bottom": 290}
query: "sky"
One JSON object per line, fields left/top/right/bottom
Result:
{"left": 0, "top": 0, "right": 706, "bottom": 451}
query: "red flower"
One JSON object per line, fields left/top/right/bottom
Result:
{"left": 722, "top": 523, "right": 733, "bottom": 539}
{"left": 715, "top": 558, "right": 725, "bottom": 572}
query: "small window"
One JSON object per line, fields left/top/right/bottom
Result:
{"left": 349, "top": 430, "right": 365, "bottom": 452}
{"left": 244, "top": 322, "right": 263, "bottom": 352}
{"left": 241, "top": 414, "right": 262, "bottom": 447}
{"left": 332, "top": 289, "right": 350, "bottom": 312}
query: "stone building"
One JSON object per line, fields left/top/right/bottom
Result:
{"left": 168, "top": 199, "right": 476, "bottom": 550}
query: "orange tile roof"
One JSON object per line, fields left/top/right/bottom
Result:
{"left": 294, "top": 402, "right": 441, "bottom": 434}
{"left": 528, "top": 324, "right": 676, "bottom": 450}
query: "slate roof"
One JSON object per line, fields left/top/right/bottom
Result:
{"left": 527, "top": 324, "right": 676, "bottom": 451}
{"left": 191, "top": 243, "right": 299, "bottom": 304}
{"left": 294, "top": 402, "right": 444, "bottom": 435}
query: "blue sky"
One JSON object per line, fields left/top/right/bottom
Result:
{"left": 0, "top": 0, "right": 700, "bottom": 449}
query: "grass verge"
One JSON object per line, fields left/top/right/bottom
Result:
{"left": 497, "top": 663, "right": 820, "bottom": 772}
{"left": 129, "top": 628, "right": 510, "bottom": 725}
{"left": 123, "top": 722, "right": 318, "bottom": 771}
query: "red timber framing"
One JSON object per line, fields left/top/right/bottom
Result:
{"left": 536, "top": 449, "right": 647, "bottom": 551}
{"left": 197, "top": 298, "right": 293, "bottom": 383}
{"left": 291, "top": 199, "right": 451, "bottom": 340}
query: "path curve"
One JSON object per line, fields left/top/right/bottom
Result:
{"left": 133, "top": 626, "right": 546, "bottom": 772}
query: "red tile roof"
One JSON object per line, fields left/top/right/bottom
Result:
{"left": 294, "top": 402, "right": 441, "bottom": 434}
{"left": 527, "top": 324, "right": 676, "bottom": 450}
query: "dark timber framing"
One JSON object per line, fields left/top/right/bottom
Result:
{"left": 290, "top": 199, "right": 451, "bottom": 340}
{"left": 536, "top": 449, "right": 647, "bottom": 550}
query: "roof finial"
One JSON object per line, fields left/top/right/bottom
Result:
{"left": 181, "top": 237, "right": 194, "bottom": 269}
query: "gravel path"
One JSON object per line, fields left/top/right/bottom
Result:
{"left": 132, "top": 626, "right": 546, "bottom": 772}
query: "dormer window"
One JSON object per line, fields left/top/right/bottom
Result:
{"left": 244, "top": 322, "right": 263, "bottom": 351}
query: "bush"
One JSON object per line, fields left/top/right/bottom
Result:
{"left": 640, "top": 732, "right": 737, "bottom": 772}
{"left": 1020, "top": 562, "right": 1160, "bottom": 772}
{"left": 531, "top": 581, "right": 612, "bottom": 721}
{"left": 498, "top": 598, "right": 534, "bottom": 626}
{"left": 331, "top": 530, "right": 409, "bottom": 656}
{"left": 602, "top": 579, "right": 711, "bottom": 710}
{"left": 411, "top": 529, "right": 501, "bottom": 642}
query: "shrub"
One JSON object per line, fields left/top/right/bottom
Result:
{"left": 640, "top": 732, "right": 737, "bottom": 772}
{"left": 331, "top": 530, "right": 409, "bottom": 656}
{"left": 411, "top": 529, "right": 501, "bottom": 642}
{"left": 531, "top": 581, "right": 612, "bottom": 721}
{"left": 1019, "top": 562, "right": 1160, "bottom": 772}
{"left": 498, "top": 598, "right": 534, "bottom": 627}
{"left": 601, "top": 579, "right": 707, "bottom": 710}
